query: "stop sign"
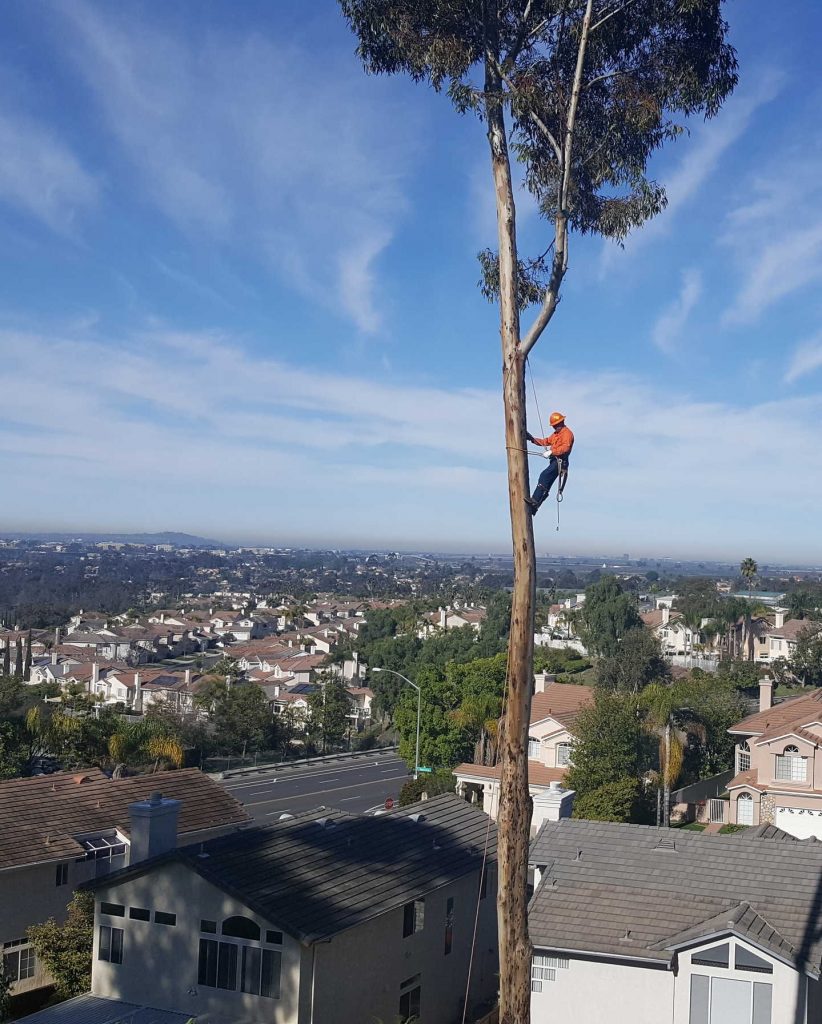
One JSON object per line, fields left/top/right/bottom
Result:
{"left": 384, "top": 797, "right": 394, "bottom": 811}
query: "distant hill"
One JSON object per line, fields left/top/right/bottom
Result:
{"left": 0, "top": 531, "right": 226, "bottom": 549}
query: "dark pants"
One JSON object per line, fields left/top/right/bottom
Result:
{"left": 531, "top": 457, "right": 565, "bottom": 510}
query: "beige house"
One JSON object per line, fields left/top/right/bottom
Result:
{"left": 724, "top": 679, "right": 822, "bottom": 837}
{"left": 55, "top": 794, "right": 499, "bottom": 1024}
{"left": 454, "top": 682, "right": 592, "bottom": 819}
{"left": 0, "top": 769, "right": 249, "bottom": 997}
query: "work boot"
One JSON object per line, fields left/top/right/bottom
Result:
{"left": 525, "top": 497, "right": 538, "bottom": 515}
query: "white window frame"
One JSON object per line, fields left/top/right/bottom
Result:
{"left": 737, "top": 793, "right": 754, "bottom": 826}
{"left": 775, "top": 745, "right": 806, "bottom": 782}
{"left": 556, "top": 742, "right": 572, "bottom": 767}
{"left": 528, "top": 737, "right": 540, "bottom": 759}
{"left": 531, "top": 954, "right": 568, "bottom": 992}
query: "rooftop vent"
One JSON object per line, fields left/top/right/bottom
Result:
{"left": 409, "top": 813, "right": 426, "bottom": 824}
{"left": 316, "top": 817, "right": 337, "bottom": 830}
{"left": 654, "top": 837, "right": 676, "bottom": 852}
{"left": 574, "top": 848, "right": 582, "bottom": 861}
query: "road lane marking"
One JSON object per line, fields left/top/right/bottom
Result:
{"left": 243, "top": 774, "right": 410, "bottom": 808}
{"left": 223, "top": 759, "right": 404, "bottom": 791}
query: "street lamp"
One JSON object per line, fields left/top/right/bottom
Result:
{"left": 372, "top": 667, "right": 421, "bottom": 779}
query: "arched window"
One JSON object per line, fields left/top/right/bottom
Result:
{"left": 776, "top": 744, "right": 806, "bottom": 782}
{"left": 222, "top": 916, "right": 261, "bottom": 941}
{"left": 737, "top": 740, "right": 751, "bottom": 773}
{"left": 528, "top": 737, "right": 540, "bottom": 759}
{"left": 737, "top": 792, "right": 754, "bottom": 826}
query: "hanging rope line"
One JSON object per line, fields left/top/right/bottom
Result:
{"left": 526, "top": 356, "right": 545, "bottom": 439}
{"left": 525, "top": 356, "right": 566, "bottom": 532}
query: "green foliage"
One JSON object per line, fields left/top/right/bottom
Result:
{"left": 786, "top": 591, "right": 820, "bottom": 621}
{"left": 790, "top": 624, "right": 822, "bottom": 687}
{"left": 575, "top": 577, "right": 642, "bottom": 657}
{"left": 739, "top": 558, "right": 758, "bottom": 592}
{"left": 566, "top": 690, "right": 643, "bottom": 798}
{"left": 573, "top": 777, "right": 638, "bottom": 823}
{"left": 0, "top": 969, "right": 10, "bottom": 1023}
{"left": 596, "top": 627, "right": 669, "bottom": 694}
{"left": 399, "top": 768, "right": 455, "bottom": 806}
{"left": 206, "top": 682, "right": 275, "bottom": 756}
{"left": 533, "top": 647, "right": 591, "bottom": 676}
{"left": 718, "top": 823, "right": 747, "bottom": 834}
{"left": 27, "top": 890, "right": 94, "bottom": 998}
{"left": 308, "top": 677, "right": 353, "bottom": 753}
{"left": 711, "top": 659, "right": 763, "bottom": 690}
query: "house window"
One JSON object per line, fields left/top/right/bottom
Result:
{"left": 530, "top": 955, "right": 556, "bottom": 992}
{"left": 735, "top": 947, "right": 773, "bottom": 974}
{"left": 201, "top": 920, "right": 217, "bottom": 933}
{"left": 444, "top": 897, "right": 454, "bottom": 956}
{"left": 775, "top": 745, "right": 806, "bottom": 781}
{"left": 80, "top": 834, "right": 127, "bottom": 877}
{"left": 129, "top": 908, "right": 150, "bottom": 921}
{"left": 100, "top": 902, "right": 125, "bottom": 918}
{"left": 223, "top": 916, "right": 260, "bottom": 940}
{"left": 98, "top": 926, "right": 123, "bottom": 964}
{"left": 198, "top": 938, "right": 281, "bottom": 999}
{"left": 737, "top": 741, "right": 751, "bottom": 774}
{"left": 692, "top": 942, "right": 730, "bottom": 968}
{"left": 403, "top": 899, "right": 424, "bottom": 937}
{"left": 528, "top": 737, "right": 540, "bottom": 759}
{"left": 689, "top": 974, "right": 772, "bottom": 1024}
{"left": 399, "top": 974, "right": 421, "bottom": 1023}
{"left": 55, "top": 863, "right": 69, "bottom": 887}
{"left": 556, "top": 742, "right": 572, "bottom": 767}
{"left": 2, "top": 942, "right": 36, "bottom": 982}
{"left": 154, "top": 911, "right": 176, "bottom": 926}
{"left": 737, "top": 793, "right": 754, "bottom": 826}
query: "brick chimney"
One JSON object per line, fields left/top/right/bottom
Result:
{"left": 759, "top": 675, "right": 774, "bottom": 712}
{"left": 128, "top": 792, "right": 180, "bottom": 863}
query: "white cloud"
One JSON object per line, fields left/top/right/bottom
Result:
{"left": 651, "top": 268, "right": 702, "bottom": 355}
{"left": 57, "top": 2, "right": 418, "bottom": 333}
{"left": 785, "top": 332, "right": 822, "bottom": 384}
{"left": 721, "top": 157, "right": 822, "bottom": 325}
{"left": 3, "top": 320, "right": 822, "bottom": 557}
{"left": 0, "top": 109, "right": 98, "bottom": 235}
{"left": 601, "top": 71, "right": 783, "bottom": 270}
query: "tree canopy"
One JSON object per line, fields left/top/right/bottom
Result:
{"left": 575, "top": 576, "right": 642, "bottom": 657}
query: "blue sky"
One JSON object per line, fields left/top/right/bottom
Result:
{"left": 1, "top": 1, "right": 822, "bottom": 561}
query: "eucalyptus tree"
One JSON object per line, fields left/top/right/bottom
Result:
{"left": 339, "top": 3, "right": 737, "bottom": 1016}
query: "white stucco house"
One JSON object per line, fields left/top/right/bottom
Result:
{"left": 21, "top": 794, "right": 499, "bottom": 1024}
{"left": 529, "top": 817, "right": 822, "bottom": 1024}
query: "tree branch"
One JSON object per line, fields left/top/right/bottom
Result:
{"left": 589, "top": 0, "right": 639, "bottom": 34}
{"left": 491, "top": 56, "right": 563, "bottom": 164}
{"left": 503, "top": 0, "right": 535, "bottom": 69}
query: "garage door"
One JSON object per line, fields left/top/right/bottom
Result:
{"left": 775, "top": 806, "right": 822, "bottom": 840}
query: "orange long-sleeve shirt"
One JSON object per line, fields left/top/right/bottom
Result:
{"left": 531, "top": 425, "right": 574, "bottom": 458}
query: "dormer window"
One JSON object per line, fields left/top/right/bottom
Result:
{"left": 775, "top": 745, "right": 806, "bottom": 782}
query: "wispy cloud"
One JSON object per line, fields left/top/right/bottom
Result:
{"left": 785, "top": 331, "right": 822, "bottom": 384}
{"left": 651, "top": 268, "right": 702, "bottom": 355}
{"left": 0, "top": 109, "right": 98, "bottom": 235}
{"left": 721, "top": 155, "right": 822, "bottom": 325}
{"left": 57, "top": 1, "right": 418, "bottom": 333}
{"left": 601, "top": 71, "right": 783, "bottom": 270}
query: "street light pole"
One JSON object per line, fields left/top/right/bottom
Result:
{"left": 372, "top": 667, "right": 421, "bottom": 779}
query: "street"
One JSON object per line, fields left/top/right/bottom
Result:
{"left": 219, "top": 755, "right": 412, "bottom": 822}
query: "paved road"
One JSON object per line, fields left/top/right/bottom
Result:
{"left": 220, "top": 756, "right": 411, "bottom": 822}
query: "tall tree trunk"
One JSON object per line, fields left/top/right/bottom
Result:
{"left": 485, "top": 20, "right": 535, "bottom": 1024}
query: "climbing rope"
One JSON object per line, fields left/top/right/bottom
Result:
{"left": 525, "top": 357, "right": 566, "bottom": 532}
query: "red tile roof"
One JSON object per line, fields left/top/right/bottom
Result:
{"left": 530, "top": 683, "right": 594, "bottom": 729}
{"left": 454, "top": 760, "right": 567, "bottom": 787}
{"left": 731, "top": 688, "right": 822, "bottom": 737}
{"left": 0, "top": 768, "right": 249, "bottom": 872}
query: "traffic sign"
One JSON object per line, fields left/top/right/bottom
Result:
{"left": 417, "top": 766, "right": 433, "bottom": 773}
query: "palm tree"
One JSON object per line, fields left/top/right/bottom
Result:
{"left": 451, "top": 693, "right": 501, "bottom": 766}
{"left": 108, "top": 718, "right": 184, "bottom": 775}
{"left": 740, "top": 557, "right": 758, "bottom": 599}
{"left": 787, "top": 590, "right": 817, "bottom": 621}
{"left": 639, "top": 683, "right": 704, "bottom": 828}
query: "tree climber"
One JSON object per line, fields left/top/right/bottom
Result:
{"left": 524, "top": 412, "right": 574, "bottom": 516}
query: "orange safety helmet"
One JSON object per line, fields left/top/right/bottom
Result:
{"left": 549, "top": 411, "right": 566, "bottom": 426}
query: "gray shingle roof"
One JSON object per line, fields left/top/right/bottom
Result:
{"left": 91, "top": 794, "right": 496, "bottom": 944}
{"left": 529, "top": 818, "right": 822, "bottom": 972}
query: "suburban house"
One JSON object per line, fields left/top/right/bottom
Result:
{"left": 529, "top": 816, "right": 822, "bottom": 1024}
{"left": 419, "top": 605, "right": 488, "bottom": 637}
{"left": 720, "top": 679, "right": 822, "bottom": 837}
{"left": 0, "top": 769, "right": 249, "bottom": 998}
{"left": 454, "top": 681, "right": 592, "bottom": 824}
{"left": 28, "top": 794, "right": 499, "bottom": 1024}
{"left": 753, "top": 610, "right": 820, "bottom": 665}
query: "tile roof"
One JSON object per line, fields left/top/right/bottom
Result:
{"left": 726, "top": 769, "right": 765, "bottom": 792}
{"left": 0, "top": 769, "right": 249, "bottom": 872}
{"left": 530, "top": 682, "right": 594, "bottom": 729}
{"left": 90, "top": 794, "right": 495, "bottom": 944}
{"left": 768, "top": 619, "right": 821, "bottom": 642}
{"left": 529, "top": 818, "right": 822, "bottom": 971}
{"left": 730, "top": 688, "right": 822, "bottom": 736}
{"left": 454, "top": 760, "right": 567, "bottom": 787}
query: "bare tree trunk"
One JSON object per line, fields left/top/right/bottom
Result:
{"left": 485, "top": 18, "right": 534, "bottom": 1023}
